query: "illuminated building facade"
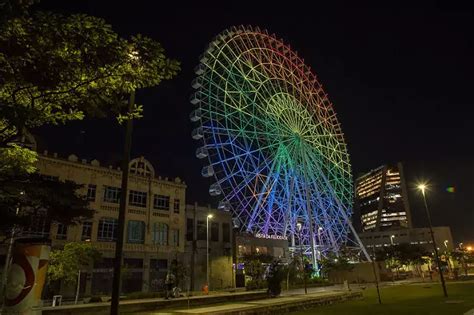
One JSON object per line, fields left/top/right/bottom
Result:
{"left": 355, "top": 163, "right": 412, "bottom": 232}
{"left": 0, "top": 151, "right": 186, "bottom": 297}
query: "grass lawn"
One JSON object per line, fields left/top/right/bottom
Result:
{"left": 292, "top": 282, "right": 474, "bottom": 315}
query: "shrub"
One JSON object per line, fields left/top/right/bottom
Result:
{"left": 266, "top": 260, "right": 285, "bottom": 297}
{"left": 245, "top": 279, "right": 266, "bottom": 291}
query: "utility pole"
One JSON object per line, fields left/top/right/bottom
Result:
{"left": 370, "top": 245, "right": 382, "bottom": 304}
{"left": 110, "top": 90, "right": 135, "bottom": 315}
{"left": 418, "top": 184, "right": 448, "bottom": 298}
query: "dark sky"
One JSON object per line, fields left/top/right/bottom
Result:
{"left": 36, "top": 2, "right": 474, "bottom": 242}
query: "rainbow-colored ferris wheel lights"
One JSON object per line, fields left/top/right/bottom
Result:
{"left": 190, "top": 25, "right": 369, "bottom": 263}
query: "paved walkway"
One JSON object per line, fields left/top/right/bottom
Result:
{"left": 133, "top": 289, "right": 360, "bottom": 315}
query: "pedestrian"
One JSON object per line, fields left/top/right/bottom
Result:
{"left": 165, "top": 271, "right": 175, "bottom": 299}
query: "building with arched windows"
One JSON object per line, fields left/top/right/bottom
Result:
{"left": 33, "top": 152, "right": 186, "bottom": 296}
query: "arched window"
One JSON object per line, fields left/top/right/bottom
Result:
{"left": 129, "top": 157, "right": 155, "bottom": 178}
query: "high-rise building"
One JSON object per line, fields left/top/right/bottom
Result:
{"left": 355, "top": 163, "right": 412, "bottom": 232}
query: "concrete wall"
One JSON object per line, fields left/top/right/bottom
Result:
{"left": 184, "top": 204, "right": 234, "bottom": 291}
{"left": 328, "top": 262, "right": 385, "bottom": 284}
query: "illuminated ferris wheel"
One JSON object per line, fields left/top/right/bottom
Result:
{"left": 190, "top": 25, "right": 369, "bottom": 262}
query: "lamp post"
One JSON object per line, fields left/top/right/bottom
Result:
{"left": 418, "top": 184, "right": 448, "bottom": 297}
{"left": 206, "top": 214, "right": 213, "bottom": 291}
{"left": 390, "top": 235, "right": 395, "bottom": 245}
{"left": 296, "top": 222, "right": 307, "bottom": 294}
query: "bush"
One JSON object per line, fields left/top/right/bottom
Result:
{"left": 245, "top": 279, "right": 266, "bottom": 291}
{"left": 267, "top": 260, "right": 285, "bottom": 297}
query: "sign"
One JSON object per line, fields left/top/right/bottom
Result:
{"left": 255, "top": 233, "right": 288, "bottom": 240}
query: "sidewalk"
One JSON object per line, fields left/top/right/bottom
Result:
{"left": 40, "top": 285, "right": 350, "bottom": 315}
{"left": 40, "top": 290, "right": 269, "bottom": 315}
{"left": 133, "top": 289, "right": 362, "bottom": 315}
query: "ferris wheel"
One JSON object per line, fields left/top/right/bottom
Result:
{"left": 190, "top": 25, "right": 369, "bottom": 262}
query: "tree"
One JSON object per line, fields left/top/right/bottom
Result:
{"left": 0, "top": 0, "right": 179, "bottom": 226}
{"left": 375, "top": 244, "right": 429, "bottom": 279}
{"left": 0, "top": 172, "right": 93, "bottom": 230}
{"left": 0, "top": 0, "right": 180, "bottom": 171}
{"left": 285, "top": 255, "right": 302, "bottom": 289}
{"left": 0, "top": 1, "right": 179, "bottom": 142}
{"left": 320, "top": 252, "right": 355, "bottom": 276}
{"left": 170, "top": 258, "right": 188, "bottom": 290}
{"left": 240, "top": 253, "right": 273, "bottom": 290}
{"left": 451, "top": 248, "right": 474, "bottom": 277}
{"left": 266, "top": 260, "right": 285, "bottom": 297}
{"left": 47, "top": 242, "right": 101, "bottom": 288}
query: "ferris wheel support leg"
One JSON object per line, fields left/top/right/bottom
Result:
{"left": 314, "top": 165, "right": 371, "bottom": 262}
{"left": 340, "top": 208, "right": 372, "bottom": 262}
{"left": 304, "top": 149, "right": 371, "bottom": 262}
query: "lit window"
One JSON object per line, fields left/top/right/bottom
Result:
{"left": 26, "top": 214, "right": 50, "bottom": 238}
{"left": 153, "top": 195, "right": 170, "bottom": 210}
{"left": 103, "top": 186, "right": 121, "bottom": 203}
{"left": 56, "top": 224, "right": 68, "bottom": 240}
{"left": 152, "top": 222, "right": 168, "bottom": 245}
{"left": 129, "top": 190, "right": 147, "bottom": 208}
{"left": 171, "top": 229, "right": 179, "bottom": 246}
{"left": 87, "top": 184, "right": 97, "bottom": 202}
{"left": 82, "top": 222, "right": 92, "bottom": 241}
{"left": 127, "top": 220, "right": 145, "bottom": 243}
{"left": 238, "top": 245, "right": 250, "bottom": 255}
{"left": 255, "top": 246, "right": 268, "bottom": 254}
{"left": 98, "top": 218, "right": 118, "bottom": 241}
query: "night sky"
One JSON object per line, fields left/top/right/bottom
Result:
{"left": 35, "top": 2, "right": 474, "bottom": 243}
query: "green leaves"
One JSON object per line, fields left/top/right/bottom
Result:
{"left": 0, "top": 143, "right": 37, "bottom": 175}
{"left": 0, "top": 173, "right": 94, "bottom": 229}
{"left": 0, "top": 6, "right": 180, "bottom": 145}
{"left": 0, "top": 3, "right": 179, "bottom": 228}
{"left": 117, "top": 104, "right": 143, "bottom": 125}
{"left": 47, "top": 242, "right": 101, "bottom": 285}
{"left": 375, "top": 243, "right": 429, "bottom": 267}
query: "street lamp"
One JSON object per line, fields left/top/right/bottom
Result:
{"left": 296, "top": 222, "right": 307, "bottom": 294}
{"left": 444, "top": 240, "right": 448, "bottom": 249}
{"left": 418, "top": 183, "right": 448, "bottom": 297}
{"left": 390, "top": 235, "right": 395, "bottom": 245}
{"left": 206, "top": 214, "right": 213, "bottom": 291}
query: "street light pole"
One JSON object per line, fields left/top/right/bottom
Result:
{"left": 418, "top": 184, "right": 448, "bottom": 297}
{"left": 296, "top": 222, "right": 307, "bottom": 294}
{"left": 390, "top": 235, "right": 395, "bottom": 245}
{"left": 206, "top": 214, "right": 213, "bottom": 291}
